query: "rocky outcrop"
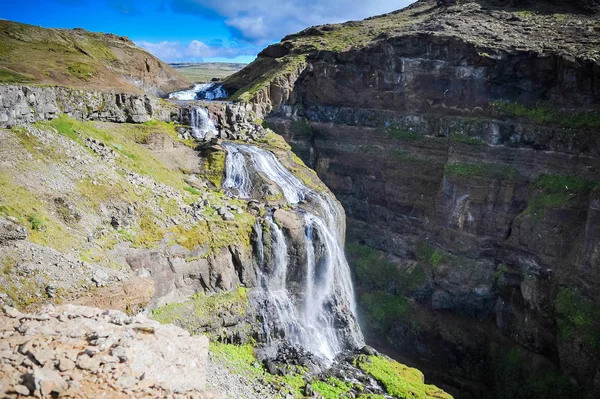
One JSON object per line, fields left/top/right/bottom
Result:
{"left": 0, "top": 217, "right": 28, "bottom": 245}
{"left": 224, "top": 0, "right": 600, "bottom": 398}
{"left": 0, "top": 85, "right": 178, "bottom": 127}
{"left": 0, "top": 304, "right": 216, "bottom": 398}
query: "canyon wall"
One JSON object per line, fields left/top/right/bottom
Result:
{"left": 224, "top": 0, "right": 600, "bottom": 397}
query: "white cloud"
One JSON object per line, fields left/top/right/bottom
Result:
{"left": 169, "top": 0, "right": 415, "bottom": 44}
{"left": 136, "top": 39, "right": 258, "bottom": 62}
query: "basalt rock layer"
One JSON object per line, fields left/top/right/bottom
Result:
{"left": 224, "top": 0, "right": 600, "bottom": 398}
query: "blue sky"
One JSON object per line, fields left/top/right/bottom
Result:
{"left": 1, "top": 0, "right": 414, "bottom": 63}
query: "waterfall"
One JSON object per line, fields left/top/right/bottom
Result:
{"left": 223, "top": 142, "right": 364, "bottom": 362}
{"left": 190, "top": 107, "right": 217, "bottom": 140}
{"left": 169, "top": 82, "right": 228, "bottom": 101}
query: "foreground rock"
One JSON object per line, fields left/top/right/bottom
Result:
{"left": 0, "top": 305, "right": 218, "bottom": 398}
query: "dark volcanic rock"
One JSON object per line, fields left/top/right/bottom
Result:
{"left": 223, "top": 0, "right": 600, "bottom": 398}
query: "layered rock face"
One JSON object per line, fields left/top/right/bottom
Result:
{"left": 0, "top": 85, "right": 178, "bottom": 127}
{"left": 224, "top": 0, "right": 600, "bottom": 397}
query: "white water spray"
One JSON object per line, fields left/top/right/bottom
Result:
{"left": 223, "top": 142, "right": 364, "bottom": 362}
{"left": 190, "top": 107, "right": 218, "bottom": 140}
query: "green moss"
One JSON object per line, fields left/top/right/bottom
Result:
{"left": 387, "top": 126, "right": 421, "bottom": 141}
{"left": 153, "top": 287, "right": 249, "bottom": 329}
{"left": 258, "top": 130, "right": 292, "bottom": 151}
{"left": 202, "top": 150, "right": 226, "bottom": 188}
{"left": 526, "top": 174, "right": 598, "bottom": 214}
{"left": 356, "top": 355, "right": 452, "bottom": 399}
{"left": 555, "top": 287, "right": 600, "bottom": 351}
{"left": 67, "top": 62, "right": 96, "bottom": 79}
{"left": 312, "top": 377, "right": 352, "bottom": 399}
{"left": 359, "top": 292, "right": 411, "bottom": 334}
{"left": 491, "top": 101, "right": 600, "bottom": 128}
{"left": 209, "top": 342, "right": 308, "bottom": 398}
{"left": 444, "top": 162, "right": 519, "bottom": 180}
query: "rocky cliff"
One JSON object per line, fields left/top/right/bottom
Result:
{"left": 0, "top": 20, "right": 189, "bottom": 96}
{"left": 223, "top": 0, "right": 600, "bottom": 397}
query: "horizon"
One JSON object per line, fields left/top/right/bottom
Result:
{"left": 0, "top": 0, "right": 414, "bottom": 64}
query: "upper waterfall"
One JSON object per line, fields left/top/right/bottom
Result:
{"left": 222, "top": 141, "right": 364, "bottom": 362}
{"left": 168, "top": 83, "right": 228, "bottom": 101}
{"left": 190, "top": 107, "right": 218, "bottom": 140}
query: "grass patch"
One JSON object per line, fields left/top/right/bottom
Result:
{"left": 356, "top": 355, "right": 452, "bottom": 399}
{"left": 491, "top": 101, "right": 600, "bottom": 128}
{"left": 67, "top": 62, "right": 96, "bottom": 79}
{"left": 444, "top": 162, "right": 519, "bottom": 180}
{"left": 0, "top": 67, "right": 33, "bottom": 83}
{"left": 0, "top": 173, "right": 78, "bottom": 252}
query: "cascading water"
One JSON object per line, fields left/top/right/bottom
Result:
{"left": 222, "top": 141, "right": 364, "bottom": 362}
{"left": 169, "top": 82, "right": 228, "bottom": 101}
{"left": 190, "top": 107, "right": 218, "bottom": 140}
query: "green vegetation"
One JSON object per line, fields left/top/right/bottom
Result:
{"left": 258, "top": 130, "right": 292, "bottom": 151}
{"left": 387, "top": 126, "right": 422, "bottom": 141}
{"left": 40, "top": 116, "right": 191, "bottom": 191}
{"left": 0, "top": 173, "right": 79, "bottom": 252}
{"left": 416, "top": 242, "right": 450, "bottom": 271}
{"left": 360, "top": 292, "right": 411, "bottom": 333}
{"left": 449, "top": 133, "right": 485, "bottom": 145}
{"left": 201, "top": 150, "right": 226, "bottom": 188}
{"left": 209, "top": 342, "right": 309, "bottom": 398}
{"left": 0, "top": 19, "right": 187, "bottom": 90}
{"left": 490, "top": 101, "right": 600, "bottom": 128}
{"left": 555, "top": 287, "right": 600, "bottom": 351}
{"left": 347, "top": 243, "right": 427, "bottom": 295}
{"left": 0, "top": 67, "right": 32, "bottom": 83}
{"left": 356, "top": 355, "right": 452, "bottom": 399}
{"left": 490, "top": 345, "right": 579, "bottom": 399}
{"left": 444, "top": 162, "right": 519, "bottom": 180}
{"left": 152, "top": 287, "right": 249, "bottom": 338}
{"left": 170, "top": 62, "right": 245, "bottom": 83}
{"left": 67, "top": 62, "right": 96, "bottom": 79}
{"left": 229, "top": 55, "right": 308, "bottom": 102}
{"left": 312, "top": 377, "right": 353, "bottom": 399}
{"left": 526, "top": 174, "right": 599, "bottom": 214}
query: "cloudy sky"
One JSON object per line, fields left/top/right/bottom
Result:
{"left": 1, "top": 0, "right": 414, "bottom": 63}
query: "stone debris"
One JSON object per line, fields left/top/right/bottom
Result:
{"left": 0, "top": 304, "right": 220, "bottom": 399}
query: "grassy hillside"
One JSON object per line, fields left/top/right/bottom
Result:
{"left": 0, "top": 20, "right": 190, "bottom": 95}
{"left": 170, "top": 62, "right": 247, "bottom": 83}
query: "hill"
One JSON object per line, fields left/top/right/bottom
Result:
{"left": 0, "top": 20, "right": 190, "bottom": 96}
